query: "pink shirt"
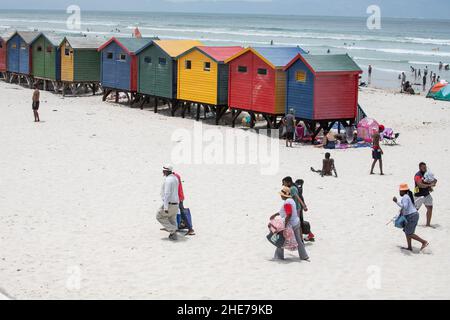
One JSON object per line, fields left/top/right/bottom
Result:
{"left": 173, "top": 172, "right": 185, "bottom": 202}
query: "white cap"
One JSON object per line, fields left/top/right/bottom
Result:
{"left": 163, "top": 164, "right": 173, "bottom": 172}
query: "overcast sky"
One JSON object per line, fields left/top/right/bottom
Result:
{"left": 1, "top": 0, "right": 449, "bottom": 19}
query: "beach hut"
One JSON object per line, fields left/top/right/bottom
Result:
{"left": 0, "top": 33, "right": 9, "bottom": 78}
{"left": 30, "top": 33, "right": 62, "bottom": 91}
{"left": 135, "top": 39, "right": 202, "bottom": 111}
{"left": 176, "top": 46, "right": 242, "bottom": 123}
{"left": 6, "top": 31, "right": 41, "bottom": 87}
{"left": 98, "top": 37, "right": 155, "bottom": 104}
{"left": 59, "top": 36, "right": 105, "bottom": 96}
{"left": 224, "top": 46, "right": 306, "bottom": 128}
{"left": 284, "top": 54, "right": 362, "bottom": 137}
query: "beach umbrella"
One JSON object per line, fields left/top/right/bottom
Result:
{"left": 434, "top": 83, "right": 450, "bottom": 102}
{"left": 357, "top": 117, "right": 379, "bottom": 142}
{"left": 427, "top": 81, "right": 448, "bottom": 99}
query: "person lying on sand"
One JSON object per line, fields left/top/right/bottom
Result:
{"left": 393, "top": 184, "right": 429, "bottom": 252}
{"left": 311, "top": 152, "right": 338, "bottom": 177}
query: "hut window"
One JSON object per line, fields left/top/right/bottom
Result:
{"left": 106, "top": 52, "right": 113, "bottom": 60}
{"left": 144, "top": 56, "right": 152, "bottom": 64}
{"left": 65, "top": 48, "right": 71, "bottom": 56}
{"left": 12, "top": 43, "right": 17, "bottom": 49}
{"left": 46, "top": 46, "right": 53, "bottom": 53}
{"left": 119, "top": 53, "right": 127, "bottom": 61}
{"left": 257, "top": 68, "right": 267, "bottom": 75}
{"left": 238, "top": 66, "right": 247, "bottom": 73}
{"left": 204, "top": 62, "right": 211, "bottom": 72}
{"left": 296, "top": 71, "right": 307, "bottom": 82}
{"left": 185, "top": 60, "right": 192, "bottom": 69}
{"left": 37, "top": 46, "right": 43, "bottom": 52}
{"left": 158, "top": 57, "right": 167, "bottom": 66}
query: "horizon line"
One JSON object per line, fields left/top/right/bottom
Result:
{"left": 1, "top": 8, "right": 449, "bottom": 21}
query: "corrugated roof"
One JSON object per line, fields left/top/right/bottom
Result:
{"left": 197, "top": 46, "right": 243, "bottom": 62}
{"left": 153, "top": 40, "right": 203, "bottom": 57}
{"left": 114, "top": 37, "right": 156, "bottom": 54}
{"left": 17, "top": 31, "right": 41, "bottom": 44}
{"left": 63, "top": 36, "right": 106, "bottom": 49}
{"left": 253, "top": 46, "right": 306, "bottom": 67}
{"left": 300, "top": 54, "right": 362, "bottom": 72}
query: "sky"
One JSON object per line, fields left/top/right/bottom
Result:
{"left": 0, "top": 0, "right": 449, "bottom": 19}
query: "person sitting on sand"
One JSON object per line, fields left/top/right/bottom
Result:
{"left": 270, "top": 187, "right": 309, "bottom": 261}
{"left": 315, "top": 130, "right": 336, "bottom": 149}
{"left": 32, "top": 84, "right": 40, "bottom": 122}
{"left": 393, "top": 184, "right": 429, "bottom": 252}
{"left": 311, "top": 152, "right": 338, "bottom": 177}
{"left": 370, "top": 127, "right": 384, "bottom": 175}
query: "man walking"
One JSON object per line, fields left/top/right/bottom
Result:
{"left": 283, "top": 109, "right": 296, "bottom": 148}
{"left": 173, "top": 170, "right": 195, "bottom": 236}
{"left": 414, "top": 162, "right": 437, "bottom": 228}
{"left": 157, "top": 165, "right": 180, "bottom": 240}
{"left": 32, "top": 84, "right": 40, "bottom": 122}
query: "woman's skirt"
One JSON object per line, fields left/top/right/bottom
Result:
{"left": 403, "top": 212, "right": 419, "bottom": 236}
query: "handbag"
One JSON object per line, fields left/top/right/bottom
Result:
{"left": 394, "top": 214, "right": 407, "bottom": 229}
{"left": 266, "top": 231, "right": 285, "bottom": 248}
{"left": 301, "top": 221, "right": 311, "bottom": 235}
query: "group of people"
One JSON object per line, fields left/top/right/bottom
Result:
{"left": 269, "top": 177, "right": 316, "bottom": 261}
{"left": 401, "top": 64, "right": 447, "bottom": 93}
{"left": 392, "top": 162, "right": 437, "bottom": 252}
{"left": 157, "top": 165, "right": 195, "bottom": 241}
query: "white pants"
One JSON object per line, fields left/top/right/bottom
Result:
{"left": 156, "top": 204, "right": 179, "bottom": 233}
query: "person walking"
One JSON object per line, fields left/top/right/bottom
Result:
{"left": 294, "top": 179, "right": 316, "bottom": 242}
{"left": 32, "top": 84, "right": 40, "bottom": 122}
{"left": 414, "top": 162, "right": 437, "bottom": 227}
{"left": 370, "top": 126, "right": 384, "bottom": 175}
{"left": 271, "top": 187, "right": 309, "bottom": 261}
{"left": 173, "top": 170, "right": 195, "bottom": 236}
{"left": 368, "top": 65, "right": 372, "bottom": 84}
{"left": 157, "top": 165, "right": 180, "bottom": 240}
{"left": 282, "top": 109, "right": 296, "bottom": 148}
{"left": 422, "top": 74, "right": 427, "bottom": 92}
{"left": 393, "top": 184, "right": 429, "bottom": 252}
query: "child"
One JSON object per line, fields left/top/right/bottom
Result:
{"left": 424, "top": 170, "right": 437, "bottom": 192}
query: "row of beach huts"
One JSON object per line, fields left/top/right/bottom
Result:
{"left": 0, "top": 31, "right": 363, "bottom": 134}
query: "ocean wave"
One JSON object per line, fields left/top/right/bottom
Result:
{"left": 337, "top": 46, "right": 450, "bottom": 58}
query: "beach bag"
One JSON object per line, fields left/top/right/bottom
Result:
{"left": 266, "top": 231, "right": 286, "bottom": 248}
{"left": 177, "top": 208, "right": 193, "bottom": 230}
{"left": 394, "top": 214, "right": 407, "bottom": 229}
{"left": 301, "top": 221, "right": 311, "bottom": 235}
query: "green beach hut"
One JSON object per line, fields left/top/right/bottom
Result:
{"left": 59, "top": 36, "right": 105, "bottom": 95}
{"left": 136, "top": 40, "right": 203, "bottom": 102}
{"left": 30, "top": 33, "right": 62, "bottom": 90}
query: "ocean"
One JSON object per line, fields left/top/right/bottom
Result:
{"left": 1, "top": 9, "right": 450, "bottom": 89}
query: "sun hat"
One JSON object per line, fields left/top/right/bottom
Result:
{"left": 279, "top": 186, "right": 292, "bottom": 198}
{"left": 163, "top": 164, "right": 173, "bottom": 172}
{"left": 399, "top": 183, "right": 409, "bottom": 191}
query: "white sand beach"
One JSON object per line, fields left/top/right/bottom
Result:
{"left": 0, "top": 81, "right": 449, "bottom": 300}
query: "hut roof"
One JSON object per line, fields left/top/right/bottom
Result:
{"left": 225, "top": 46, "right": 306, "bottom": 69}
{"left": 147, "top": 40, "right": 203, "bottom": 57}
{"left": 61, "top": 36, "right": 106, "bottom": 49}
{"left": 11, "top": 31, "right": 41, "bottom": 44}
{"left": 178, "top": 46, "right": 242, "bottom": 62}
{"left": 284, "top": 54, "right": 362, "bottom": 73}
{"left": 98, "top": 37, "right": 157, "bottom": 55}
{"left": 0, "top": 31, "right": 14, "bottom": 41}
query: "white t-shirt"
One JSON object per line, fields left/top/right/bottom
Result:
{"left": 396, "top": 194, "right": 417, "bottom": 216}
{"left": 160, "top": 174, "right": 180, "bottom": 210}
{"left": 279, "top": 198, "right": 300, "bottom": 227}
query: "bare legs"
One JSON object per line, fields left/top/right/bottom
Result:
{"left": 404, "top": 234, "right": 429, "bottom": 251}
{"left": 425, "top": 206, "right": 433, "bottom": 227}
{"left": 33, "top": 110, "right": 40, "bottom": 122}
{"left": 370, "top": 159, "right": 383, "bottom": 175}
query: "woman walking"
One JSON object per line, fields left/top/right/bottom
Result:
{"left": 393, "top": 184, "right": 429, "bottom": 252}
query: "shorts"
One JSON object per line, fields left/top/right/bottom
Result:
{"left": 403, "top": 212, "right": 419, "bottom": 236}
{"left": 286, "top": 131, "right": 294, "bottom": 140}
{"left": 372, "top": 149, "right": 382, "bottom": 160}
{"left": 32, "top": 101, "right": 40, "bottom": 110}
{"left": 415, "top": 194, "right": 433, "bottom": 209}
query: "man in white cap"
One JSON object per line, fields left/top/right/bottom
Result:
{"left": 157, "top": 165, "right": 180, "bottom": 240}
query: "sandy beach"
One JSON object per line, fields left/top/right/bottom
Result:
{"left": 0, "top": 80, "right": 449, "bottom": 300}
